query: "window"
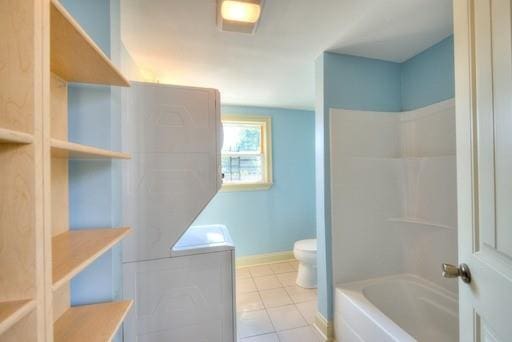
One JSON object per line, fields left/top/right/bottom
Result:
{"left": 221, "top": 115, "right": 272, "bottom": 191}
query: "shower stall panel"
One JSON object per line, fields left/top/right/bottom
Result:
{"left": 330, "top": 99, "right": 457, "bottom": 292}
{"left": 329, "top": 108, "right": 405, "bottom": 285}
{"left": 122, "top": 82, "right": 222, "bottom": 262}
{"left": 399, "top": 100, "right": 457, "bottom": 225}
{"left": 332, "top": 99, "right": 458, "bottom": 342}
{"left": 397, "top": 99, "right": 458, "bottom": 293}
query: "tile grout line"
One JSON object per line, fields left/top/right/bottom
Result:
{"left": 256, "top": 278, "right": 279, "bottom": 339}
{"left": 237, "top": 260, "right": 317, "bottom": 341}
{"left": 238, "top": 272, "right": 280, "bottom": 341}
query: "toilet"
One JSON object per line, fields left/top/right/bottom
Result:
{"left": 293, "top": 239, "right": 317, "bottom": 288}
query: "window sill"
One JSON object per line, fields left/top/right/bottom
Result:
{"left": 220, "top": 182, "right": 273, "bottom": 192}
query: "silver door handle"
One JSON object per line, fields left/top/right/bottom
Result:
{"left": 442, "top": 263, "right": 471, "bottom": 283}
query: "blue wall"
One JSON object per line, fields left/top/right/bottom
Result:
{"left": 324, "top": 53, "right": 402, "bottom": 112}
{"left": 315, "top": 36, "right": 454, "bottom": 321}
{"left": 60, "top": 0, "right": 123, "bottom": 310}
{"left": 59, "top": 0, "right": 110, "bottom": 53}
{"left": 401, "top": 36, "right": 454, "bottom": 111}
{"left": 194, "top": 105, "right": 316, "bottom": 257}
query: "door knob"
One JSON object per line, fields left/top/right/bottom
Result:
{"left": 442, "top": 263, "right": 471, "bottom": 283}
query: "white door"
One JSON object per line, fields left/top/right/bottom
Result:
{"left": 454, "top": 0, "right": 512, "bottom": 340}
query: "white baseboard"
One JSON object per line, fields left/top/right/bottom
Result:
{"left": 236, "top": 250, "right": 294, "bottom": 268}
{"left": 313, "top": 312, "right": 335, "bottom": 342}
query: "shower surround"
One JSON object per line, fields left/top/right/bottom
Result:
{"left": 330, "top": 99, "right": 458, "bottom": 340}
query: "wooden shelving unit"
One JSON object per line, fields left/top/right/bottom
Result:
{"left": 51, "top": 139, "right": 131, "bottom": 160}
{"left": 52, "top": 228, "right": 131, "bottom": 290}
{"left": 0, "top": 128, "right": 34, "bottom": 144}
{"left": 54, "top": 301, "right": 133, "bottom": 342}
{"left": 47, "top": 0, "right": 133, "bottom": 340}
{"left": 0, "top": 300, "right": 37, "bottom": 335}
{"left": 50, "top": 0, "right": 129, "bottom": 86}
{"left": 1, "top": 0, "right": 133, "bottom": 340}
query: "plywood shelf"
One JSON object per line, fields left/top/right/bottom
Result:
{"left": 52, "top": 228, "right": 131, "bottom": 290}
{"left": 0, "top": 300, "right": 36, "bottom": 335}
{"left": 50, "top": 0, "right": 129, "bottom": 87}
{"left": 51, "top": 139, "right": 131, "bottom": 160}
{"left": 54, "top": 300, "right": 133, "bottom": 342}
{"left": 0, "top": 128, "right": 34, "bottom": 144}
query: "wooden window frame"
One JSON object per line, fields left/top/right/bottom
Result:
{"left": 221, "top": 115, "right": 273, "bottom": 192}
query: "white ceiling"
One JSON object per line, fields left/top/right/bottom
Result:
{"left": 121, "top": 0, "right": 453, "bottom": 110}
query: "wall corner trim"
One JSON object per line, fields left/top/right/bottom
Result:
{"left": 313, "top": 311, "right": 335, "bottom": 342}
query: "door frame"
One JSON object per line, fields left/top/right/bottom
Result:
{"left": 454, "top": 0, "right": 476, "bottom": 339}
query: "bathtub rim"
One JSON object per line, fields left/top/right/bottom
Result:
{"left": 335, "top": 273, "right": 458, "bottom": 342}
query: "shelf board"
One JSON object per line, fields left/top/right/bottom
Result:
{"left": 0, "top": 128, "right": 34, "bottom": 144}
{"left": 0, "top": 300, "right": 36, "bottom": 335}
{"left": 52, "top": 228, "right": 131, "bottom": 290}
{"left": 50, "top": 0, "right": 129, "bottom": 87}
{"left": 54, "top": 300, "right": 133, "bottom": 342}
{"left": 51, "top": 139, "right": 131, "bottom": 160}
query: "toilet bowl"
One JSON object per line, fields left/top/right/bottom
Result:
{"left": 293, "top": 239, "right": 317, "bottom": 288}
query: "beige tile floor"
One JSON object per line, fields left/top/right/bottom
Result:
{"left": 236, "top": 260, "right": 322, "bottom": 342}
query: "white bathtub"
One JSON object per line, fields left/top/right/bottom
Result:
{"left": 335, "top": 274, "right": 458, "bottom": 342}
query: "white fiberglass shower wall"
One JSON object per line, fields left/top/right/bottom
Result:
{"left": 330, "top": 99, "right": 458, "bottom": 341}
{"left": 330, "top": 99, "right": 457, "bottom": 291}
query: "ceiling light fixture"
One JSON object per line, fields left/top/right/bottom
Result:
{"left": 217, "top": 0, "right": 264, "bottom": 34}
{"left": 221, "top": 1, "right": 261, "bottom": 23}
